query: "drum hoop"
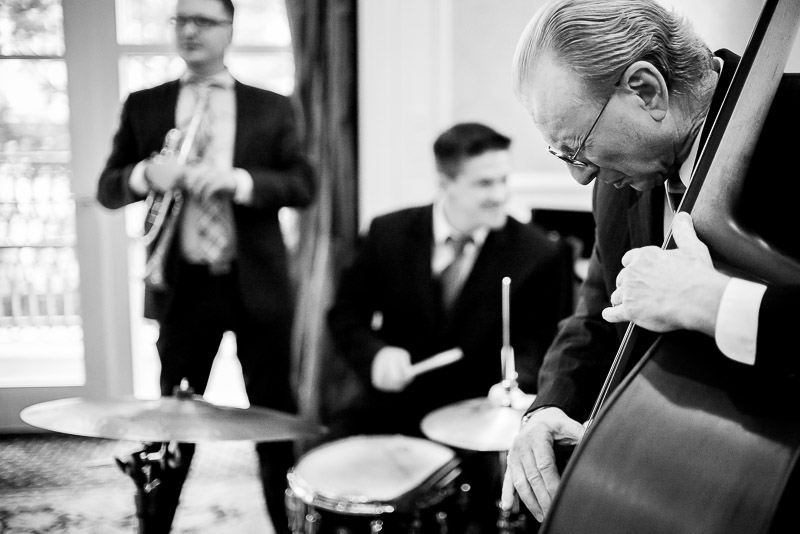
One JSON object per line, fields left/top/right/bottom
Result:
{"left": 287, "top": 457, "right": 461, "bottom": 516}
{"left": 287, "top": 435, "right": 462, "bottom": 516}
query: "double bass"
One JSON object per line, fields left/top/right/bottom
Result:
{"left": 542, "top": 1, "right": 800, "bottom": 532}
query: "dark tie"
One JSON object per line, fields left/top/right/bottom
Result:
{"left": 666, "top": 175, "right": 687, "bottom": 213}
{"left": 441, "top": 234, "right": 473, "bottom": 312}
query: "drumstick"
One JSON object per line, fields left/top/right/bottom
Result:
{"left": 409, "top": 348, "right": 464, "bottom": 378}
{"left": 501, "top": 277, "right": 516, "bottom": 385}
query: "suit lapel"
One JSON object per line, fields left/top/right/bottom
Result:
{"left": 145, "top": 81, "right": 180, "bottom": 154}
{"left": 628, "top": 188, "right": 661, "bottom": 248}
{"left": 407, "top": 206, "right": 440, "bottom": 326}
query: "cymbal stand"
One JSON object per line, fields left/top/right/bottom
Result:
{"left": 495, "top": 277, "right": 520, "bottom": 409}
{"left": 116, "top": 442, "right": 185, "bottom": 534}
{"left": 115, "top": 381, "right": 192, "bottom": 533}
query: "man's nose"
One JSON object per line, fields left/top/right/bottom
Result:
{"left": 489, "top": 182, "right": 509, "bottom": 203}
{"left": 568, "top": 163, "right": 598, "bottom": 186}
{"left": 179, "top": 22, "right": 200, "bottom": 35}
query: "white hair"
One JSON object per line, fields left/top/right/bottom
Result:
{"left": 513, "top": 0, "right": 714, "bottom": 107}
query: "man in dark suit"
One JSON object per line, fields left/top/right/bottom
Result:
{"left": 327, "top": 122, "right": 572, "bottom": 531}
{"left": 501, "top": 0, "right": 800, "bottom": 526}
{"left": 96, "top": 0, "right": 314, "bottom": 532}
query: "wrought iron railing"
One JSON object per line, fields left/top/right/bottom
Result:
{"left": 0, "top": 153, "right": 81, "bottom": 328}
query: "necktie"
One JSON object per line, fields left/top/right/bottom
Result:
{"left": 182, "top": 82, "right": 235, "bottom": 271}
{"left": 440, "top": 234, "right": 473, "bottom": 312}
{"left": 665, "top": 175, "right": 687, "bottom": 213}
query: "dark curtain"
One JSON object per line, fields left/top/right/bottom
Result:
{"left": 286, "top": 0, "right": 359, "bottom": 452}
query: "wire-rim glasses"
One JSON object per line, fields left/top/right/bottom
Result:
{"left": 546, "top": 96, "right": 611, "bottom": 169}
{"left": 170, "top": 16, "right": 232, "bottom": 30}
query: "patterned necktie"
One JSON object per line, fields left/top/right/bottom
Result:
{"left": 666, "top": 175, "right": 687, "bottom": 213}
{"left": 183, "top": 82, "right": 235, "bottom": 271}
{"left": 440, "top": 234, "right": 473, "bottom": 312}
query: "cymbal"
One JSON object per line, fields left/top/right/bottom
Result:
{"left": 20, "top": 396, "right": 326, "bottom": 443}
{"left": 421, "top": 397, "right": 529, "bottom": 452}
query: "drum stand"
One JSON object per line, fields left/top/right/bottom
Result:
{"left": 115, "top": 442, "right": 184, "bottom": 534}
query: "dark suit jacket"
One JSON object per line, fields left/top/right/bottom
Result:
{"left": 327, "top": 205, "right": 572, "bottom": 435}
{"left": 531, "top": 50, "right": 800, "bottom": 422}
{"left": 96, "top": 79, "right": 315, "bottom": 322}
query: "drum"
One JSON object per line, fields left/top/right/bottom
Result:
{"left": 285, "top": 434, "right": 463, "bottom": 533}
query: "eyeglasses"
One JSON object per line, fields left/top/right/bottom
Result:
{"left": 546, "top": 96, "right": 611, "bottom": 169}
{"left": 170, "top": 16, "right": 232, "bottom": 30}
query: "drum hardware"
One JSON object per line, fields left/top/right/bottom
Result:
{"left": 285, "top": 435, "right": 462, "bottom": 533}
{"left": 417, "top": 277, "right": 533, "bottom": 532}
{"left": 21, "top": 379, "right": 326, "bottom": 534}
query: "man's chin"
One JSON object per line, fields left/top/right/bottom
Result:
{"left": 485, "top": 213, "right": 507, "bottom": 229}
{"left": 628, "top": 176, "right": 662, "bottom": 192}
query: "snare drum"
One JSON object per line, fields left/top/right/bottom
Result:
{"left": 285, "top": 435, "right": 462, "bottom": 533}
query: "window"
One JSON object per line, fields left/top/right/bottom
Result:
{"left": 0, "top": 0, "right": 294, "bottom": 399}
{"left": 0, "top": 0, "right": 84, "bottom": 387}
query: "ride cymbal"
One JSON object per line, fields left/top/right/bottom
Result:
{"left": 421, "top": 396, "right": 530, "bottom": 452}
{"left": 20, "top": 396, "right": 326, "bottom": 443}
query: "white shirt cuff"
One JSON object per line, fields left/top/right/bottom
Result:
{"left": 232, "top": 168, "right": 254, "bottom": 205}
{"left": 715, "top": 278, "right": 767, "bottom": 365}
{"left": 130, "top": 160, "right": 150, "bottom": 196}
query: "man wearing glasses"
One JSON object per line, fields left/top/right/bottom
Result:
{"left": 501, "top": 0, "right": 800, "bottom": 528}
{"left": 97, "top": 1, "right": 315, "bottom": 533}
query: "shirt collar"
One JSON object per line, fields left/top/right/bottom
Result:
{"left": 433, "top": 198, "right": 490, "bottom": 247}
{"left": 181, "top": 68, "right": 235, "bottom": 90}
{"left": 678, "top": 56, "right": 724, "bottom": 188}
{"left": 677, "top": 127, "right": 702, "bottom": 187}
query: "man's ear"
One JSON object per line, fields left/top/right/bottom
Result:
{"left": 620, "top": 60, "right": 669, "bottom": 122}
{"left": 437, "top": 171, "right": 452, "bottom": 190}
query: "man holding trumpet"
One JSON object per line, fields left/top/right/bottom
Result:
{"left": 96, "top": 0, "right": 315, "bottom": 533}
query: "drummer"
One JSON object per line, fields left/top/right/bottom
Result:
{"left": 326, "top": 122, "right": 572, "bottom": 531}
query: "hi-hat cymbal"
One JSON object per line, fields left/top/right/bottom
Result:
{"left": 20, "top": 396, "right": 326, "bottom": 443}
{"left": 421, "top": 397, "right": 530, "bottom": 452}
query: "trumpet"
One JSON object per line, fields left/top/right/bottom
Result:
{"left": 142, "top": 87, "right": 210, "bottom": 291}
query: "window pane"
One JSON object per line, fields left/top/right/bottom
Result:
{"left": 227, "top": 52, "right": 294, "bottom": 95}
{"left": 0, "top": 59, "right": 84, "bottom": 387}
{"left": 115, "top": 0, "right": 175, "bottom": 45}
{"left": 234, "top": 0, "right": 292, "bottom": 47}
{"left": 116, "top": 0, "right": 291, "bottom": 47}
{"left": 0, "top": 0, "right": 64, "bottom": 56}
{"left": 0, "top": 60, "right": 70, "bottom": 150}
{"left": 118, "top": 55, "right": 186, "bottom": 96}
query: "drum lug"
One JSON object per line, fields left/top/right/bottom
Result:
{"left": 436, "top": 510, "right": 449, "bottom": 534}
{"left": 409, "top": 511, "right": 423, "bottom": 534}
{"left": 458, "top": 482, "right": 471, "bottom": 512}
{"left": 497, "top": 503, "right": 514, "bottom": 534}
{"left": 305, "top": 509, "right": 322, "bottom": 534}
{"left": 497, "top": 498, "right": 527, "bottom": 534}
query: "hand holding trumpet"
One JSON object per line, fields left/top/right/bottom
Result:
{"left": 144, "top": 153, "right": 185, "bottom": 193}
{"left": 145, "top": 157, "right": 237, "bottom": 201}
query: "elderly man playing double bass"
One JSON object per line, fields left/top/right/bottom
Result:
{"left": 502, "top": 0, "right": 800, "bottom": 529}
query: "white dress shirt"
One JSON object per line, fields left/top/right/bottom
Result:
{"left": 431, "top": 198, "right": 490, "bottom": 277}
{"left": 129, "top": 69, "right": 254, "bottom": 204}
